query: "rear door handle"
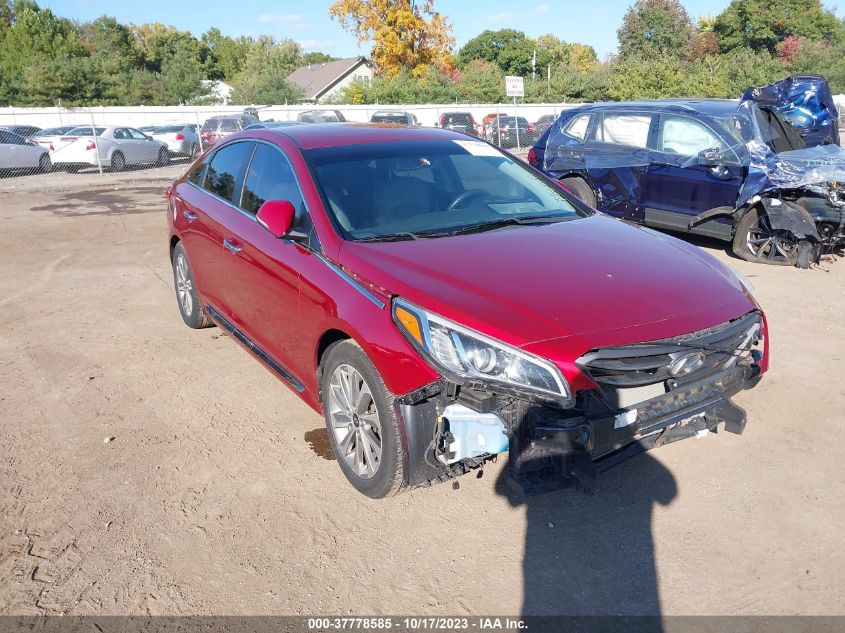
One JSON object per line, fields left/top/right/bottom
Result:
{"left": 183, "top": 210, "right": 197, "bottom": 221}
{"left": 223, "top": 238, "right": 242, "bottom": 253}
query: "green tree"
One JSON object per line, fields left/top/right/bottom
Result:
{"left": 201, "top": 28, "right": 250, "bottom": 81}
{"left": 618, "top": 0, "right": 694, "bottom": 59}
{"left": 713, "top": 0, "right": 844, "bottom": 54}
{"left": 608, "top": 54, "right": 685, "bottom": 99}
{"left": 230, "top": 36, "right": 304, "bottom": 104}
{"left": 457, "top": 29, "right": 534, "bottom": 77}
{"left": 455, "top": 59, "right": 505, "bottom": 102}
{"left": 161, "top": 51, "right": 208, "bottom": 104}
{"left": 302, "top": 52, "right": 337, "bottom": 65}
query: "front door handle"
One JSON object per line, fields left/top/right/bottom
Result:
{"left": 223, "top": 238, "right": 242, "bottom": 253}
{"left": 183, "top": 210, "right": 197, "bottom": 221}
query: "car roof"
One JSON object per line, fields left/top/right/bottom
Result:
{"left": 566, "top": 99, "right": 743, "bottom": 118}
{"left": 232, "top": 123, "right": 475, "bottom": 150}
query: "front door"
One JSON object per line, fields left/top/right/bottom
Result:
{"left": 639, "top": 114, "right": 743, "bottom": 238}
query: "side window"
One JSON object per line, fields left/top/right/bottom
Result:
{"left": 563, "top": 114, "right": 591, "bottom": 141}
{"left": 113, "top": 128, "right": 128, "bottom": 140}
{"left": 596, "top": 113, "right": 652, "bottom": 148}
{"left": 659, "top": 115, "right": 725, "bottom": 156}
{"left": 0, "top": 131, "right": 17, "bottom": 144}
{"left": 241, "top": 144, "right": 304, "bottom": 215}
{"left": 187, "top": 155, "right": 209, "bottom": 185}
{"left": 128, "top": 128, "right": 147, "bottom": 140}
{"left": 203, "top": 142, "right": 255, "bottom": 203}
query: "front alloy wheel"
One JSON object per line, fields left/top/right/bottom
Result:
{"left": 321, "top": 340, "right": 405, "bottom": 498}
{"left": 733, "top": 207, "right": 799, "bottom": 266}
{"left": 328, "top": 364, "right": 383, "bottom": 479}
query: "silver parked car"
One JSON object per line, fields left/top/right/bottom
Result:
{"left": 0, "top": 129, "right": 51, "bottom": 174}
{"left": 145, "top": 124, "right": 200, "bottom": 159}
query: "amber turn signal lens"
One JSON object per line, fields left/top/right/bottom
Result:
{"left": 395, "top": 306, "right": 423, "bottom": 345}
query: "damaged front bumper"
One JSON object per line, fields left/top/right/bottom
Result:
{"left": 394, "top": 311, "right": 765, "bottom": 496}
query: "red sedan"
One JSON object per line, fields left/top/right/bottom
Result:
{"left": 167, "top": 124, "right": 768, "bottom": 498}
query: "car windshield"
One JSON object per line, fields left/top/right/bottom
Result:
{"left": 299, "top": 112, "right": 340, "bottom": 123}
{"left": 305, "top": 139, "right": 586, "bottom": 241}
{"left": 67, "top": 127, "right": 105, "bottom": 136}
{"left": 715, "top": 104, "right": 804, "bottom": 154}
{"left": 38, "top": 126, "right": 72, "bottom": 135}
{"left": 153, "top": 125, "right": 186, "bottom": 133}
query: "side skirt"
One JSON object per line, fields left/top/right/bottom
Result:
{"left": 205, "top": 304, "right": 305, "bottom": 393}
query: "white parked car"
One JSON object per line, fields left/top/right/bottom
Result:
{"left": 29, "top": 125, "right": 83, "bottom": 149}
{"left": 145, "top": 124, "right": 200, "bottom": 159}
{"left": 0, "top": 129, "right": 51, "bottom": 174}
{"left": 50, "top": 126, "right": 170, "bottom": 172}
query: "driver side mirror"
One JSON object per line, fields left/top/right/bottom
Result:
{"left": 698, "top": 146, "right": 724, "bottom": 165}
{"left": 257, "top": 200, "right": 296, "bottom": 238}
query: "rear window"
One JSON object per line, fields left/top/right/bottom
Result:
{"left": 595, "top": 114, "right": 651, "bottom": 148}
{"left": 67, "top": 127, "right": 105, "bottom": 136}
{"left": 371, "top": 113, "right": 411, "bottom": 124}
{"left": 203, "top": 142, "right": 255, "bottom": 203}
{"left": 38, "top": 126, "right": 73, "bottom": 136}
{"left": 298, "top": 111, "right": 341, "bottom": 123}
{"left": 153, "top": 125, "right": 185, "bottom": 133}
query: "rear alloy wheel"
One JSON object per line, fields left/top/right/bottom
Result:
{"left": 110, "top": 151, "right": 125, "bottom": 172}
{"left": 321, "top": 340, "right": 405, "bottom": 498}
{"left": 561, "top": 176, "right": 597, "bottom": 208}
{"left": 157, "top": 147, "right": 170, "bottom": 166}
{"left": 171, "top": 242, "right": 213, "bottom": 329}
{"left": 189, "top": 144, "right": 200, "bottom": 160}
{"left": 39, "top": 153, "right": 52, "bottom": 173}
{"left": 733, "top": 207, "right": 799, "bottom": 266}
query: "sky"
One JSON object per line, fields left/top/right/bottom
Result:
{"left": 40, "top": 0, "right": 845, "bottom": 60}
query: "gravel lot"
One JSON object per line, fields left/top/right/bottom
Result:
{"left": 0, "top": 164, "right": 843, "bottom": 616}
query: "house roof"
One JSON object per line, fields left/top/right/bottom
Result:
{"left": 287, "top": 57, "right": 370, "bottom": 101}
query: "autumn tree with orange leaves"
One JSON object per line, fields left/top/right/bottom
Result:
{"left": 329, "top": 0, "right": 455, "bottom": 77}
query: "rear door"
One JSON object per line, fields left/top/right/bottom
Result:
{"left": 582, "top": 110, "right": 656, "bottom": 221}
{"left": 128, "top": 127, "right": 159, "bottom": 163}
{"left": 175, "top": 141, "right": 256, "bottom": 315}
{"left": 639, "top": 113, "right": 743, "bottom": 238}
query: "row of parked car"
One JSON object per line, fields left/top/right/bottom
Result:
{"left": 0, "top": 107, "right": 556, "bottom": 176}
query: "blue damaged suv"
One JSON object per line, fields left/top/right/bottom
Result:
{"left": 530, "top": 76, "right": 845, "bottom": 267}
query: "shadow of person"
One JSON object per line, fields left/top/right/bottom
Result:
{"left": 495, "top": 444, "right": 677, "bottom": 622}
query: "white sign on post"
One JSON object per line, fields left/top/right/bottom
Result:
{"left": 505, "top": 75, "right": 524, "bottom": 98}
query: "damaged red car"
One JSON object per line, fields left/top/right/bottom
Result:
{"left": 167, "top": 124, "right": 768, "bottom": 498}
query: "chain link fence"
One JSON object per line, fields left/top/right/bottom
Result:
{"left": 1, "top": 98, "right": 843, "bottom": 179}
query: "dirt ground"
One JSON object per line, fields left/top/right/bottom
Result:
{"left": 0, "top": 163, "right": 844, "bottom": 617}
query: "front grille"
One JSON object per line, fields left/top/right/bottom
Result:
{"left": 578, "top": 311, "right": 763, "bottom": 389}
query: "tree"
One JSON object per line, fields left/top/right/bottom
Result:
{"left": 617, "top": 0, "right": 694, "bottom": 59}
{"left": 457, "top": 29, "right": 534, "bottom": 77}
{"left": 202, "top": 28, "right": 250, "bottom": 82}
{"left": 230, "top": 36, "right": 304, "bottom": 104}
{"left": 608, "top": 54, "right": 686, "bottom": 100}
{"left": 713, "top": 0, "right": 844, "bottom": 54}
{"left": 161, "top": 51, "right": 208, "bottom": 104}
{"left": 455, "top": 59, "right": 504, "bottom": 102}
{"left": 302, "top": 52, "right": 337, "bottom": 65}
{"left": 534, "top": 34, "right": 569, "bottom": 76}
{"left": 569, "top": 43, "right": 599, "bottom": 72}
{"left": 330, "top": 0, "right": 454, "bottom": 77}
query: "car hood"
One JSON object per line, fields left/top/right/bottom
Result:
{"left": 338, "top": 214, "right": 755, "bottom": 350}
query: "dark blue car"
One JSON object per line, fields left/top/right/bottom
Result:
{"left": 530, "top": 76, "right": 845, "bottom": 267}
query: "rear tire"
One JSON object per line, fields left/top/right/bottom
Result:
{"left": 320, "top": 340, "right": 405, "bottom": 499}
{"left": 733, "top": 206, "right": 800, "bottom": 266}
{"left": 39, "top": 153, "right": 52, "bottom": 173}
{"left": 561, "top": 176, "right": 597, "bottom": 207}
{"left": 157, "top": 147, "right": 170, "bottom": 166}
{"left": 110, "top": 151, "right": 125, "bottom": 172}
{"left": 171, "top": 242, "right": 213, "bottom": 329}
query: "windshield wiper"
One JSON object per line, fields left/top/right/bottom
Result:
{"left": 355, "top": 229, "right": 451, "bottom": 242}
{"left": 450, "top": 215, "right": 565, "bottom": 236}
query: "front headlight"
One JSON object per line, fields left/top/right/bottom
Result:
{"left": 392, "top": 298, "right": 572, "bottom": 405}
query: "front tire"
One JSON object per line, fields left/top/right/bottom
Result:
{"left": 171, "top": 242, "right": 213, "bottom": 329}
{"left": 733, "top": 207, "right": 799, "bottom": 266}
{"left": 157, "top": 147, "right": 170, "bottom": 166}
{"left": 321, "top": 340, "right": 405, "bottom": 499}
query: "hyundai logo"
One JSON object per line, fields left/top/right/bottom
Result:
{"left": 668, "top": 352, "right": 706, "bottom": 377}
